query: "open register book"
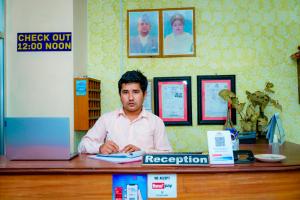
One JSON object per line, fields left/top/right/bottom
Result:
{"left": 89, "top": 150, "right": 145, "bottom": 163}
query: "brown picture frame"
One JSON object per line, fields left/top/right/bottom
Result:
{"left": 127, "top": 9, "right": 160, "bottom": 58}
{"left": 162, "top": 8, "right": 195, "bottom": 57}
{"left": 127, "top": 7, "right": 195, "bottom": 58}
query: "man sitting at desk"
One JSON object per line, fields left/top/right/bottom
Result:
{"left": 78, "top": 70, "right": 172, "bottom": 154}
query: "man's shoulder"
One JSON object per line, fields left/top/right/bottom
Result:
{"left": 164, "top": 33, "right": 175, "bottom": 42}
{"left": 101, "top": 109, "right": 120, "bottom": 119}
{"left": 183, "top": 32, "right": 193, "bottom": 39}
{"left": 129, "top": 36, "right": 141, "bottom": 52}
{"left": 148, "top": 36, "right": 158, "bottom": 43}
{"left": 130, "top": 36, "right": 140, "bottom": 43}
{"left": 144, "top": 110, "right": 164, "bottom": 123}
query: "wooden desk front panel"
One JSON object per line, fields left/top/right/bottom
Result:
{"left": 0, "top": 174, "right": 112, "bottom": 200}
{"left": 1, "top": 171, "right": 300, "bottom": 200}
{"left": 179, "top": 171, "right": 300, "bottom": 199}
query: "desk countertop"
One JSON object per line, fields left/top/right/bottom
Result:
{"left": 1, "top": 142, "right": 300, "bottom": 174}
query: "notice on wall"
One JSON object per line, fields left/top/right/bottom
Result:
{"left": 75, "top": 80, "right": 87, "bottom": 96}
{"left": 17, "top": 32, "right": 72, "bottom": 52}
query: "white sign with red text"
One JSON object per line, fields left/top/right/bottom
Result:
{"left": 147, "top": 174, "right": 177, "bottom": 198}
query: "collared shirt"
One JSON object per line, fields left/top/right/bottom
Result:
{"left": 139, "top": 34, "right": 149, "bottom": 46}
{"left": 164, "top": 32, "right": 193, "bottom": 55}
{"left": 78, "top": 108, "right": 172, "bottom": 154}
{"left": 130, "top": 36, "right": 158, "bottom": 54}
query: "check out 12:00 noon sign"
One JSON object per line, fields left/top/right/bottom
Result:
{"left": 17, "top": 32, "right": 72, "bottom": 52}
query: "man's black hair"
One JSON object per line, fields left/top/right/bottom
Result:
{"left": 118, "top": 70, "right": 148, "bottom": 94}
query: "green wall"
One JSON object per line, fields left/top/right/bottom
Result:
{"left": 83, "top": 0, "right": 300, "bottom": 152}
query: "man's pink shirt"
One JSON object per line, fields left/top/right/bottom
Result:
{"left": 78, "top": 108, "right": 172, "bottom": 154}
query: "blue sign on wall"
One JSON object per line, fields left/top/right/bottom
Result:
{"left": 75, "top": 80, "right": 87, "bottom": 96}
{"left": 17, "top": 32, "right": 72, "bottom": 52}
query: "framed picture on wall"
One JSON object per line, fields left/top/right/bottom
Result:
{"left": 162, "top": 8, "right": 195, "bottom": 57}
{"left": 127, "top": 10, "right": 160, "bottom": 58}
{"left": 143, "top": 79, "right": 153, "bottom": 112}
{"left": 197, "top": 75, "right": 236, "bottom": 125}
{"left": 153, "top": 76, "right": 192, "bottom": 126}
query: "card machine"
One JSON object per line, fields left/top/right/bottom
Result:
{"left": 233, "top": 150, "right": 255, "bottom": 164}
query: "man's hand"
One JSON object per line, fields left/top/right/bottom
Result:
{"left": 121, "top": 144, "right": 141, "bottom": 153}
{"left": 99, "top": 141, "right": 119, "bottom": 154}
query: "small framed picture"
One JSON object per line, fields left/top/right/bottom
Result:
{"left": 143, "top": 79, "right": 153, "bottom": 112}
{"left": 162, "top": 8, "right": 195, "bottom": 57}
{"left": 127, "top": 10, "right": 160, "bottom": 58}
{"left": 153, "top": 76, "right": 192, "bottom": 126}
{"left": 197, "top": 75, "right": 236, "bottom": 125}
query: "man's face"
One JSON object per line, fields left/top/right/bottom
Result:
{"left": 172, "top": 20, "right": 184, "bottom": 35}
{"left": 120, "top": 82, "right": 145, "bottom": 114}
{"left": 138, "top": 21, "right": 150, "bottom": 37}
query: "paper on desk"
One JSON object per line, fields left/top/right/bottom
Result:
{"left": 96, "top": 150, "right": 145, "bottom": 158}
{"left": 89, "top": 155, "right": 143, "bottom": 163}
{"left": 89, "top": 150, "right": 145, "bottom": 163}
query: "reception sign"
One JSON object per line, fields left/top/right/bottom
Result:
{"left": 143, "top": 153, "right": 209, "bottom": 165}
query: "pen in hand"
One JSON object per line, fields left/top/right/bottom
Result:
{"left": 100, "top": 133, "right": 119, "bottom": 154}
{"left": 121, "top": 144, "right": 141, "bottom": 153}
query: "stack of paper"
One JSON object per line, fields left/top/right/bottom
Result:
{"left": 89, "top": 150, "right": 145, "bottom": 164}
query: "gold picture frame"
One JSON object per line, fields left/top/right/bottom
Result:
{"left": 127, "top": 7, "right": 195, "bottom": 58}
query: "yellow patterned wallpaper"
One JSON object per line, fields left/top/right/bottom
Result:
{"left": 85, "top": 0, "right": 300, "bottom": 152}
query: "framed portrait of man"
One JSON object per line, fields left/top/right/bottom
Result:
{"left": 127, "top": 10, "right": 160, "bottom": 58}
{"left": 162, "top": 8, "right": 195, "bottom": 57}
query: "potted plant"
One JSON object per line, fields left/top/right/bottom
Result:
{"left": 219, "top": 82, "right": 282, "bottom": 138}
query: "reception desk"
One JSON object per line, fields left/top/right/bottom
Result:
{"left": 1, "top": 142, "right": 300, "bottom": 199}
